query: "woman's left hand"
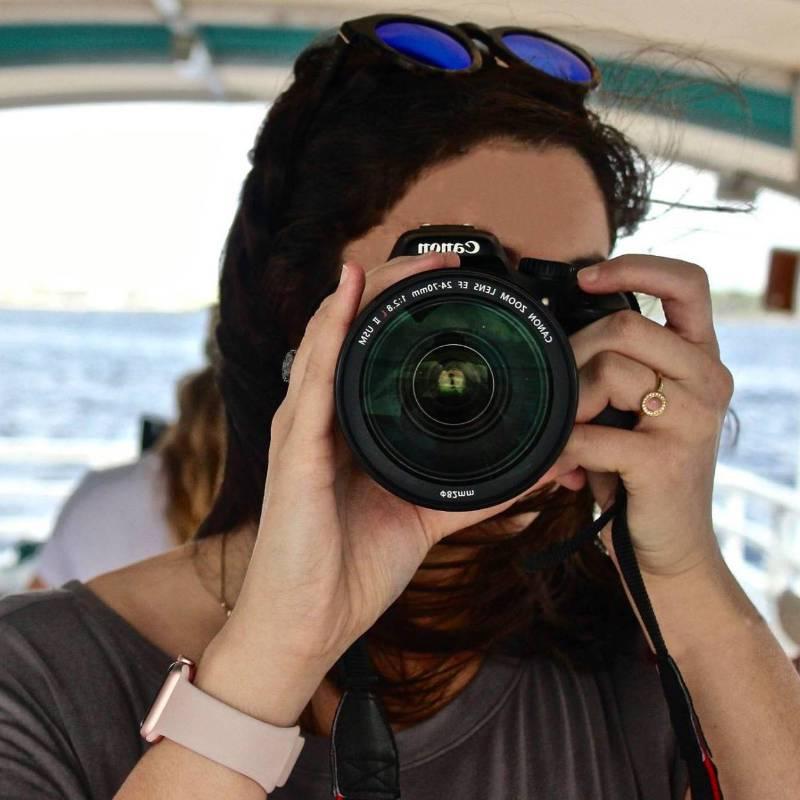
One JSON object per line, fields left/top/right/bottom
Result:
{"left": 562, "top": 254, "right": 734, "bottom": 578}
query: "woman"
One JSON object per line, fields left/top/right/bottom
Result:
{"left": 28, "top": 309, "right": 225, "bottom": 587}
{"left": 1, "top": 15, "right": 798, "bottom": 800}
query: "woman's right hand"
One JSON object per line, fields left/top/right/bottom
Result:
{"left": 209, "top": 254, "right": 564, "bottom": 689}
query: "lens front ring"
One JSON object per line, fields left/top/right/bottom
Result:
{"left": 334, "top": 268, "right": 578, "bottom": 510}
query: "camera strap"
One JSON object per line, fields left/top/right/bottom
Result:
{"left": 607, "top": 484, "right": 723, "bottom": 800}
{"left": 525, "top": 483, "right": 723, "bottom": 799}
{"left": 329, "top": 483, "right": 723, "bottom": 800}
{"left": 331, "top": 636, "right": 401, "bottom": 800}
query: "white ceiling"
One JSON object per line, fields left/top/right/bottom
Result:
{"left": 1, "top": 1, "right": 798, "bottom": 196}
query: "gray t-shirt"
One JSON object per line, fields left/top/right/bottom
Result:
{"left": 0, "top": 582, "right": 688, "bottom": 799}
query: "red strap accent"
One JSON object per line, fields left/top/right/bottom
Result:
{"left": 702, "top": 749, "right": 723, "bottom": 800}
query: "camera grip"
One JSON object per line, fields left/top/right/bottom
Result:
{"left": 589, "top": 405, "right": 638, "bottom": 431}
{"left": 571, "top": 291, "right": 641, "bottom": 432}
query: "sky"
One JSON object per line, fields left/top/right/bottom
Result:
{"left": 0, "top": 101, "right": 798, "bottom": 310}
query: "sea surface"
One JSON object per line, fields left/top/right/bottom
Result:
{"left": 0, "top": 308, "right": 798, "bottom": 549}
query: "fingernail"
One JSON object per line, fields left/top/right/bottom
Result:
{"left": 579, "top": 266, "right": 600, "bottom": 283}
{"left": 339, "top": 263, "right": 349, "bottom": 286}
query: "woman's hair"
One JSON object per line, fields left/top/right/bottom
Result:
{"left": 156, "top": 309, "right": 226, "bottom": 545}
{"left": 197, "top": 30, "right": 653, "bottom": 729}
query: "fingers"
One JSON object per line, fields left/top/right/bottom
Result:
{"left": 569, "top": 308, "right": 713, "bottom": 383}
{"left": 273, "top": 281, "right": 340, "bottom": 442}
{"left": 288, "top": 253, "right": 458, "bottom": 398}
{"left": 277, "top": 253, "right": 461, "bottom": 442}
{"left": 270, "top": 262, "right": 365, "bottom": 455}
{"left": 576, "top": 350, "right": 688, "bottom": 423}
{"left": 561, "top": 422, "right": 644, "bottom": 480}
{"left": 577, "top": 254, "right": 719, "bottom": 358}
{"left": 288, "top": 262, "right": 367, "bottom": 445}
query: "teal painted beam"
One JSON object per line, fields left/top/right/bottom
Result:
{"left": 597, "top": 59, "right": 792, "bottom": 148}
{"left": 0, "top": 23, "right": 320, "bottom": 66}
{"left": 0, "top": 23, "right": 171, "bottom": 64}
{"left": 200, "top": 24, "right": 321, "bottom": 64}
{"left": 0, "top": 24, "right": 792, "bottom": 148}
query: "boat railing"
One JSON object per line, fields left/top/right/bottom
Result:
{"left": 712, "top": 462, "right": 800, "bottom": 652}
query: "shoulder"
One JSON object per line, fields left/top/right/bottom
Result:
{"left": 0, "top": 582, "right": 169, "bottom": 676}
{"left": 0, "top": 582, "right": 171, "bottom": 732}
{"left": 0, "top": 584, "right": 169, "bottom": 798}
{"left": 0, "top": 587, "right": 104, "bottom": 698}
{"left": 0, "top": 584, "right": 91, "bottom": 651}
{"left": 2, "top": 539, "right": 218, "bottom": 683}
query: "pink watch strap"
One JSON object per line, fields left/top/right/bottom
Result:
{"left": 150, "top": 673, "right": 305, "bottom": 792}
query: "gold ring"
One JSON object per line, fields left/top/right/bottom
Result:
{"left": 640, "top": 372, "right": 667, "bottom": 417}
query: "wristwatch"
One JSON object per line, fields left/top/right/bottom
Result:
{"left": 140, "top": 655, "right": 305, "bottom": 793}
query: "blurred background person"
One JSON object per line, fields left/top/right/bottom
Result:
{"left": 28, "top": 311, "right": 225, "bottom": 587}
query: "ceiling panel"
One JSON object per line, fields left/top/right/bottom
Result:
{"left": 0, "top": 1, "right": 796, "bottom": 195}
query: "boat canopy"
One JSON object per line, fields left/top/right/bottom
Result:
{"left": 0, "top": 1, "right": 797, "bottom": 197}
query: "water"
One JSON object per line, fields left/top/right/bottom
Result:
{"left": 716, "top": 322, "right": 800, "bottom": 487}
{"left": 0, "top": 309, "right": 207, "bottom": 442}
{"left": 0, "top": 309, "right": 207, "bottom": 543}
{"left": 0, "top": 308, "right": 798, "bottom": 548}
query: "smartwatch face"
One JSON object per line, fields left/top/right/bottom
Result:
{"left": 140, "top": 657, "right": 195, "bottom": 743}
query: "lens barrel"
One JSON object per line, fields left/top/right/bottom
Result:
{"left": 335, "top": 268, "right": 578, "bottom": 510}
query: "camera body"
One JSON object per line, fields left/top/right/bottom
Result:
{"left": 388, "top": 224, "right": 639, "bottom": 333}
{"left": 335, "top": 224, "right": 638, "bottom": 510}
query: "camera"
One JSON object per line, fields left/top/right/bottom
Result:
{"left": 334, "top": 224, "right": 638, "bottom": 510}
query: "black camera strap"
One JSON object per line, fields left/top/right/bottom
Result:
{"left": 607, "top": 484, "right": 723, "bottom": 800}
{"left": 521, "top": 501, "right": 617, "bottom": 570}
{"left": 329, "top": 484, "right": 723, "bottom": 800}
{"left": 330, "top": 637, "right": 400, "bottom": 800}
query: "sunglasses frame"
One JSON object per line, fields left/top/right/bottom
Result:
{"left": 338, "top": 14, "right": 600, "bottom": 91}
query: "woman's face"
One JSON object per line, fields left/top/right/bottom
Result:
{"left": 342, "top": 139, "right": 611, "bottom": 504}
{"left": 343, "top": 138, "right": 611, "bottom": 280}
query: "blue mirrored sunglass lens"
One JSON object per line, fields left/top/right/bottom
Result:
{"left": 375, "top": 22, "right": 473, "bottom": 70}
{"left": 501, "top": 33, "right": 592, "bottom": 83}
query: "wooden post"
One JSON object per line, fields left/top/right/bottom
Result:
{"left": 763, "top": 249, "right": 799, "bottom": 311}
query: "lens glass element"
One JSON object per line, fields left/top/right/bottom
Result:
{"left": 361, "top": 297, "right": 552, "bottom": 482}
{"left": 412, "top": 343, "right": 494, "bottom": 427}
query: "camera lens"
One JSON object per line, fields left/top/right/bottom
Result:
{"left": 361, "top": 297, "right": 550, "bottom": 482}
{"left": 335, "top": 269, "right": 577, "bottom": 509}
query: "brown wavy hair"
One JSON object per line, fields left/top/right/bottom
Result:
{"left": 196, "top": 27, "right": 653, "bottom": 730}
{"left": 156, "top": 359, "right": 226, "bottom": 545}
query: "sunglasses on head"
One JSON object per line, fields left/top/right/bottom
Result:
{"left": 338, "top": 14, "right": 601, "bottom": 92}
{"left": 252, "top": 14, "right": 600, "bottom": 170}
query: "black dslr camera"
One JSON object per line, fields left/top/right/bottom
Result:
{"left": 334, "top": 224, "right": 638, "bottom": 510}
